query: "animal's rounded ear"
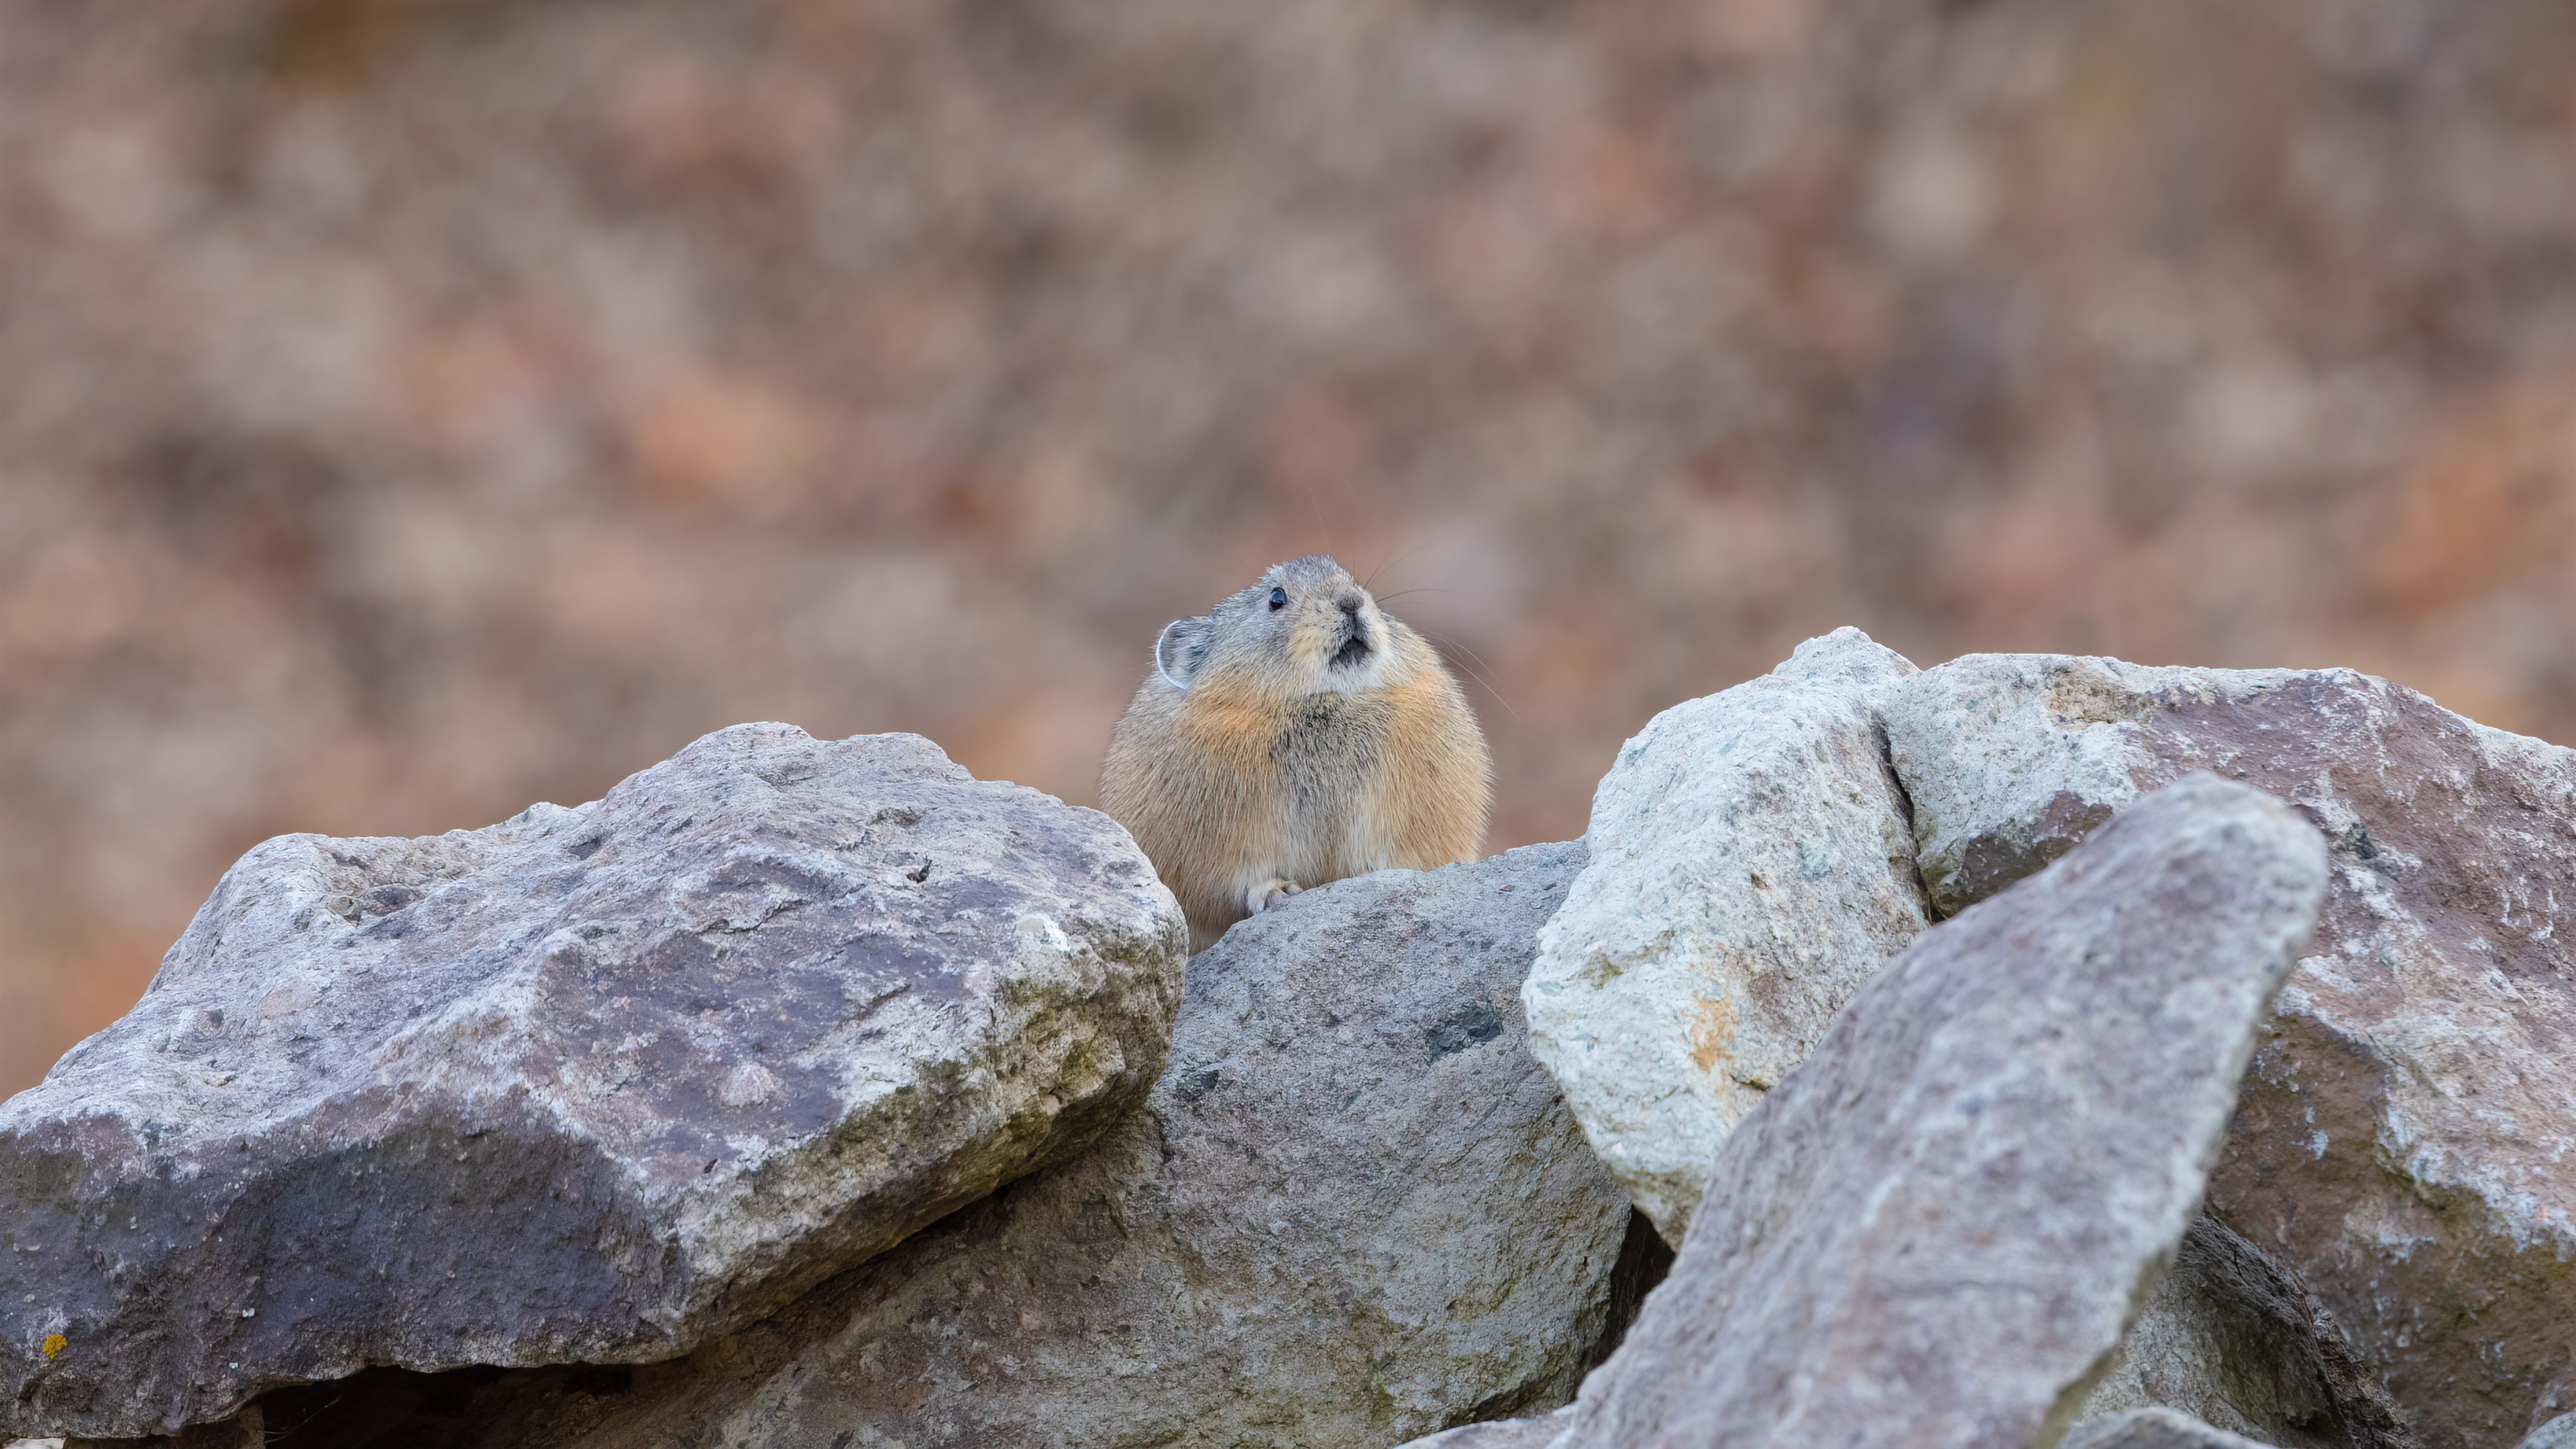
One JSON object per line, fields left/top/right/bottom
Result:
{"left": 1153, "top": 617, "right": 1212, "bottom": 690}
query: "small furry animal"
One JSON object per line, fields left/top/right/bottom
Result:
{"left": 1100, "top": 555, "right": 1493, "bottom": 952}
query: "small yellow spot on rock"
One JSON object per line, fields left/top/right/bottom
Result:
{"left": 40, "top": 1333, "right": 66, "bottom": 1359}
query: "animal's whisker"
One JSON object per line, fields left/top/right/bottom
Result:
{"left": 1412, "top": 626, "right": 1523, "bottom": 724}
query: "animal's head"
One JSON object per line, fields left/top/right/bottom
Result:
{"left": 1152, "top": 556, "right": 1395, "bottom": 697}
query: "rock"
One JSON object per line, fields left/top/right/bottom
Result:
{"left": 1541, "top": 775, "right": 2329, "bottom": 1449}
{"left": 147, "top": 841, "right": 1638, "bottom": 1449}
{"left": 2074, "top": 1216, "right": 2416, "bottom": 1449}
{"left": 1522, "top": 627, "right": 1927, "bottom": 1242}
{"left": 0, "top": 724, "right": 1187, "bottom": 1442}
{"left": 2063, "top": 1407, "right": 2279, "bottom": 1449}
{"left": 1390, "top": 1409, "right": 1572, "bottom": 1448}
{"left": 2520, "top": 1415, "right": 2576, "bottom": 1449}
{"left": 1885, "top": 655, "right": 2576, "bottom": 1447}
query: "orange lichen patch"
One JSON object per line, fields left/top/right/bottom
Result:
{"left": 1689, "top": 993, "right": 1739, "bottom": 1078}
{"left": 41, "top": 1333, "right": 66, "bottom": 1359}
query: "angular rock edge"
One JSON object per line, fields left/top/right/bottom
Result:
{"left": 2065, "top": 1407, "right": 2281, "bottom": 1449}
{"left": 1529, "top": 774, "right": 2329, "bottom": 1449}
{"left": 94, "top": 842, "right": 1643, "bottom": 1449}
{"left": 1523, "top": 626, "right": 1928, "bottom": 1242}
{"left": 2074, "top": 1214, "right": 2417, "bottom": 1448}
{"left": 0, "top": 724, "right": 1187, "bottom": 1440}
{"left": 1884, "top": 654, "right": 2576, "bottom": 1446}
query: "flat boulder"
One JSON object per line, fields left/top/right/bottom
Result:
{"left": 1522, "top": 627, "right": 1928, "bottom": 1241}
{"left": 1538, "top": 775, "right": 2328, "bottom": 1449}
{"left": 1886, "top": 655, "right": 2576, "bottom": 1446}
{"left": 0, "top": 723, "right": 1186, "bottom": 1441}
{"left": 144, "top": 841, "right": 1638, "bottom": 1449}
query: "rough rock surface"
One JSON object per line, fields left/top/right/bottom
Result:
{"left": 2064, "top": 1407, "right": 2280, "bottom": 1449}
{"left": 1391, "top": 1409, "right": 1573, "bottom": 1449}
{"left": 0, "top": 724, "right": 1186, "bottom": 1441}
{"left": 2520, "top": 1415, "right": 2576, "bottom": 1449}
{"left": 1541, "top": 775, "right": 2329, "bottom": 1449}
{"left": 2074, "top": 1216, "right": 2416, "bottom": 1449}
{"left": 1522, "top": 627, "right": 1927, "bottom": 1241}
{"left": 1885, "top": 655, "right": 2576, "bottom": 1447}
{"left": 142, "top": 841, "right": 1636, "bottom": 1449}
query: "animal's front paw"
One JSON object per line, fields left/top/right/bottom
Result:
{"left": 1246, "top": 878, "right": 1303, "bottom": 914}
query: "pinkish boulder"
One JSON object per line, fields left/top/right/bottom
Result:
{"left": 1886, "top": 657, "right": 2576, "bottom": 1448}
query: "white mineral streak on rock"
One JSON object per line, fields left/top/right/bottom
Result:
{"left": 2063, "top": 1407, "right": 2284, "bottom": 1449}
{"left": 1522, "top": 626, "right": 1928, "bottom": 1241}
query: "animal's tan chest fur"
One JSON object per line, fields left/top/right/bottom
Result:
{"left": 1265, "top": 690, "right": 1397, "bottom": 882}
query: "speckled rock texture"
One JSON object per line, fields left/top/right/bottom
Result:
{"left": 1522, "top": 627, "right": 1928, "bottom": 1242}
{"left": 2073, "top": 1216, "right": 2416, "bottom": 1449}
{"left": 0, "top": 723, "right": 1186, "bottom": 1442}
{"left": 136, "top": 841, "right": 1636, "bottom": 1449}
{"left": 1391, "top": 1409, "right": 1573, "bottom": 1449}
{"left": 1538, "top": 775, "right": 2328, "bottom": 1449}
{"left": 2064, "top": 1407, "right": 2282, "bottom": 1449}
{"left": 1886, "top": 655, "right": 2576, "bottom": 1448}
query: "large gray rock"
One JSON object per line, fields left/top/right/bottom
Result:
{"left": 1540, "top": 775, "right": 2328, "bottom": 1449}
{"left": 1885, "top": 656, "right": 2576, "bottom": 1448}
{"left": 0, "top": 724, "right": 1186, "bottom": 1442}
{"left": 2064, "top": 1407, "right": 2279, "bottom": 1449}
{"left": 1523, "top": 627, "right": 1927, "bottom": 1242}
{"left": 146, "top": 841, "right": 1637, "bottom": 1449}
{"left": 2073, "top": 1216, "right": 2416, "bottom": 1449}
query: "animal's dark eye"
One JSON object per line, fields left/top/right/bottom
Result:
{"left": 1268, "top": 587, "right": 1287, "bottom": 610}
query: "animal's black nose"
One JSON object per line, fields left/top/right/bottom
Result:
{"left": 1338, "top": 595, "right": 1363, "bottom": 617}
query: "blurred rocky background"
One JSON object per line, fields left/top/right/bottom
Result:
{"left": 0, "top": 0, "right": 2571, "bottom": 1093}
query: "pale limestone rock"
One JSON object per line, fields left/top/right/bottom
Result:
{"left": 1523, "top": 626, "right": 1927, "bottom": 1241}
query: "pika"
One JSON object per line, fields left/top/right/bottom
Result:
{"left": 1100, "top": 555, "right": 1493, "bottom": 952}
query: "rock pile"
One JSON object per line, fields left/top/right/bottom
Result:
{"left": 174, "top": 841, "right": 1640, "bottom": 1449}
{"left": 1511, "top": 636, "right": 2576, "bottom": 1449}
{"left": 1889, "top": 657, "right": 2576, "bottom": 1447}
{"left": 7, "top": 632, "right": 2576, "bottom": 1449}
{"left": 1462, "top": 774, "right": 2328, "bottom": 1448}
